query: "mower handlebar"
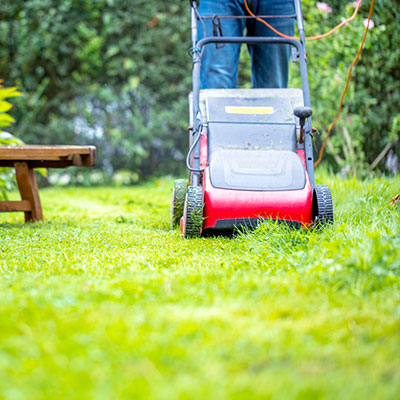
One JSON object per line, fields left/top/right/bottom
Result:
{"left": 196, "top": 36, "right": 302, "bottom": 52}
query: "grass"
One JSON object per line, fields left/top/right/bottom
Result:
{"left": 0, "top": 172, "right": 399, "bottom": 399}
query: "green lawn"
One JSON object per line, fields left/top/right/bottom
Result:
{"left": 0, "top": 173, "right": 399, "bottom": 400}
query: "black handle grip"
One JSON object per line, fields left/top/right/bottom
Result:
{"left": 293, "top": 106, "right": 312, "bottom": 119}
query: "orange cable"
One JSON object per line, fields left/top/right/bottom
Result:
{"left": 242, "top": 0, "right": 375, "bottom": 167}
{"left": 243, "top": 0, "right": 363, "bottom": 41}
{"left": 314, "top": 0, "right": 375, "bottom": 166}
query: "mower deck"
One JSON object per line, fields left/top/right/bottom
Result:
{"left": 190, "top": 89, "right": 313, "bottom": 231}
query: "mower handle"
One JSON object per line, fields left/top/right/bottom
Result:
{"left": 196, "top": 36, "right": 302, "bottom": 52}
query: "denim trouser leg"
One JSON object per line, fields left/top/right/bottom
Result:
{"left": 198, "top": 0, "right": 295, "bottom": 89}
{"left": 248, "top": 0, "right": 295, "bottom": 88}
{"left": 198, "top": 0, "right": 245, "bottom": 89}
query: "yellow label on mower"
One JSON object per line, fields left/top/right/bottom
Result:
{"left": 225, "top": 106, "right": 274, "bottom": 115}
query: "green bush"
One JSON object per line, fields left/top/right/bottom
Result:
{"left": 238, "top": 0, "right": 399, "bottom": 174}
{"left": 0, "top": 0, "right": 191, "bottom": 180}
{"left": 294, "top": 0, "right": 399, "bottom": 174}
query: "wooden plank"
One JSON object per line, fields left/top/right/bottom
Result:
{"left": 0, "top": 155, "right": 70, "bottom": 161}
{"left": 71, "top": 154, "right": 84, "bottom": 166}
{"left": 0, "top": 145, "right": 95, "bottom": 160}
{"left": 85, "top": 147, "right": 96, "bottom": 167}
{"left": 14, "top": 162, "right": 43, "bottom": 222}
{"left": 0, "top": 145, "right": 94, "bottom": 153}
{"left": 0, "top": 160, "right": 83, "bottom": 168}
{"left": 0, "top": 200, "right": 32, "bottom": 212}
{"left": 0, "top": 145, "right": 96, "bottom": 167}
{"left": 72, "top": 148, "right": 96, "bottom": 167}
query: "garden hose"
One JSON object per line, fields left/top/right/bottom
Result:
{"left": 243, "top": 0, "right": 376, "bottom": 167}
{"left": 243, "top": 0, "right": 363, "bottom": 41}
{"left": 314, "top": 0, "right": 375, "bottom": 167}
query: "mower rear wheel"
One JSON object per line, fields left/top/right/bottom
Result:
{"left": 313, "top": 185, "right": 334, "bottom": 226}
{"left": 171, "top": 179, "right": 189, "bottom": 228}
{"left": 183, "top": 186, "right": 204, "bottom": 238}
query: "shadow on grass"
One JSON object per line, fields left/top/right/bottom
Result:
{"left": 202, "top": 218, "right": 313, "bottom": 239}
{"left": 0, "top": 220, "right": 50, "bottom": 229}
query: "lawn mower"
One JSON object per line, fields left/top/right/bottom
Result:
{"left": 171, "top": 0, "right": 334, "bottom": 238}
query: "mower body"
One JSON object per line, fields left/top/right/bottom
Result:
{"left": 190, "top": 88, "right": 313, "bottom": 233}
{"left": 172, "top": 1, "right": 334, "bottom": 237}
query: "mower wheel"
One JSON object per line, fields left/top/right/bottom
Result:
{"left": 312, "top": 185, "right": 334, "bottom": 226}
{"left": 171, "top": 179, "right": 189, "bottom": 228}
{"left": 182, "top": 186, "right": 204, "bottom": 238}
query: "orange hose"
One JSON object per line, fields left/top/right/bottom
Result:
{"left": 243, "top": 0, "right": 363, "bottom": 41}
{"left": 314, "top": 0, "right": 375, "bottom": 166}
{"left": 242, "top": 0, "right": 375, "bottom": 167}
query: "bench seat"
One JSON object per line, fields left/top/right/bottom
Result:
{"left": 0, "top": 145, "right": 96, "bottom": 222}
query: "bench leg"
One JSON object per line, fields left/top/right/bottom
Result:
{"left": 14, "top": 162, "right": 43, "bottom": 222}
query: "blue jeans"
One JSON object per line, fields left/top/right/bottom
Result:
{"left": 198, "top": 0, "right": 295, "bottom": 89}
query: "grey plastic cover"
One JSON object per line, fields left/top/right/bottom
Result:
{"left": 207, "top": 122, "right": 296, "bottom": 154}
{"left": 209, "top": 149, "right": 306, "bottom": 191}
{"left": 206, "top": 96, "right": 295, "bottom": 124}
{"left": 189, "top": 88, "right": 304, "bottom": 126}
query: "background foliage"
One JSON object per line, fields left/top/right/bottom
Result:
{"left": 0, "top": 0, "right": 398, "bottom": 181}
{"left": 0, "top": 81, "right": 23, "bottom": 198}
{"left": 301, "top": 0, "right": 400, "bottom": 175}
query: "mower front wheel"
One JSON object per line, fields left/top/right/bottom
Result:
{"left": 182, "top": 186, "right": 204, "bottom": 238}
{"left": 312, "top": 184, "right": 334, "bottom": 227}
{"left": 171, "top": 179, "right": 189, "bottom": 229}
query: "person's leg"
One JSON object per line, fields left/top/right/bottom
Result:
{"left": 246, "top": 0, "right": 295, "bottom": 88}
{"left": 198, "top": 0, "right": 245, "bottom": 89}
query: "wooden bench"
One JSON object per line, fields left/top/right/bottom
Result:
{"left": 0, "top": 145, "right": 96, "bottom": 222}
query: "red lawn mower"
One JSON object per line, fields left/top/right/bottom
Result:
{"left": 171, "top": 0, "right": 334, "bottom": 238}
